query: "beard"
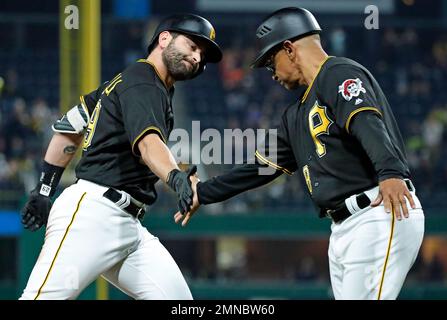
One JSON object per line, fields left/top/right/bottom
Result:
{"left": 162, "top": 41, "right": 199, "bottom": 81}
{"left": 283, "top": 81, "right": 300, "bottom": 90}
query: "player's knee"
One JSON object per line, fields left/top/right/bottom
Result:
{"left": 18, "top": 291, "right": 33, "bottom": 300}
{"left": 136, "top": 285, "right": 193, "bottom": 300}
{"left": 20, "top": 287, "right": 80, "bottom": 300}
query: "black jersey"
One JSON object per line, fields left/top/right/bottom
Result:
{"left": 198, "top": 56, "right": 410, "bottom": 214}
{"left": 76, "top": 60, "right": 175, "bottom": 204}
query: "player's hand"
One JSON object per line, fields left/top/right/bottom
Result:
{"left": 370, "top": 178, "right": 416, "bottom": 221}
{"left": 167, "top": 165, "right": 197, "bottom": 214}
{"left": 21, "top": 189, "right": 52, "bottom": 232}
{"left": 174, "top": 177, "right": 200, "bottom": 227}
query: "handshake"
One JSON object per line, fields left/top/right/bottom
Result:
{"left": 166, "top": 165, "right": 200, "bottom": 227}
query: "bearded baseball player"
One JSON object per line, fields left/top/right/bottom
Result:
{"left": 20, "top": 13, "right": 222, "bottom": 300}
{"left": 176, "top": 7, "right": 424, "bottom": 300}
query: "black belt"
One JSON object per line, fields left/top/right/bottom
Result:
{"left": 325, "top": 179, "right": 414, "bottom": 224}
{"left": 103, "top": 188, "right": 145, "bottom": 220}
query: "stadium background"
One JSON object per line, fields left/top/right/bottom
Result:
{"left": 0, "top": 0, "right": 446, "bottom": 299}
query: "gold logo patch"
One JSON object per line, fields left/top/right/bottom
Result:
{"left": 209, "top": 27, "right": 216, "bottom": 41}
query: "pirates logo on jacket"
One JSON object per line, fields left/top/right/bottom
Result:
{"left": 338, "top": 78, "right": 366, "bottom": 101}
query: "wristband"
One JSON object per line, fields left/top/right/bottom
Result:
{"left": 37, "top": 160, "right": 65, "bottom": 197}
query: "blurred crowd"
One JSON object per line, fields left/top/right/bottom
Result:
{"left": 0, "top": 68, "right": 59, "bottom": 209}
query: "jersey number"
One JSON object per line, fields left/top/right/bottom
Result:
{"left": 82, "top": 74, "right": 122, "bottom": 151}
{"left": 82, "top": 100, "right": 102, "bottom": 151}
{"left": 308, "top": 102, "right": 333, "bottom": 157}
{"left": 104, "top": 74, "right": 122, "bottom": 96}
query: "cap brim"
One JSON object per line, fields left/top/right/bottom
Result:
{"left": 203, "top": 40, "right": 223, "bottom": 63}
{"left": 250, "top": 43, "right": 277, "bottom": 69}
{"left": 189, "top": 34, "right": 222, "bottom": 63}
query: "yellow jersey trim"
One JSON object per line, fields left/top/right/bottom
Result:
{"left": 377, "top": 208, "right": 395, "bottom": 300}
{"left": 34, "top": 192, "right": 87, "bottom": 300}
{"left": 255, "top": 150, "right": 293, "bottom": 176}
{"left": 137, "top": 59, "right": 169, "bottom": 89}
{"left": 104, "top": 74, "right": 123, "bottom": 96}
{"left": 132, "top": 126, "right": 167, "bottom": 156}
{"left": 345, "top": 107, "right": 382, "bottom": 133}
{"left": 301, "top": 56, "right": 332, "bottom": 103}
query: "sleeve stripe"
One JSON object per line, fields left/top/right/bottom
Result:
{"left": 255, "top": 150, "right": 293, "bottom": 176}
{"left": 79, "top": 96, "right": 90, "bottom": 118}
{"left": 77, "top": 105, "right": 89, "bottom": 123}
{"left": 51, "top": 127, "right": 80, "bottom": 134}
{"left": 66, "top": 105, "right": 88, "bottom": 132}
{"left": 345, "top": 107, "right": 382, "bottom": 133}
{"left": 132, "top": 126, "right": 167, "bottom": 156}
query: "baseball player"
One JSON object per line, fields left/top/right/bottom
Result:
{"left": 20, "top": 13, "right": 222, "bottom": 300}
{"left": 176, "top": 8, "right": 424, "bottom": 300}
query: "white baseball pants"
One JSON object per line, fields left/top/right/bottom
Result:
{"left": 328, "top": 188, "right": 424, "bottom": 300}
{"left": 20, "top": 179, "right": 192, "bottom": 300}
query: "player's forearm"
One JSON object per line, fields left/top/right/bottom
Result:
{"left": 197, "top": 162, "right": 282, "bottom": 204}
{"left": 138, "top": 133, "right": 179, "bottom": 183}
{"left": 31, "top": 132, "right": 83, "bottom": 197}
{"left": 44, "top": 132, "right": 84, "bottom": 167}
{"left": 350, "top": 112, "right": 409, "bottom": 181}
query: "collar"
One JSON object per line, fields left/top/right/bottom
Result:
{"left": 301, "top": 56, "right": 333, "bottom": 103}
{"left": 137, "top": 58, "right": 172, "bottom": 91}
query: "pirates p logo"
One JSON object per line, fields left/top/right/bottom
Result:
{"left": 209, "top": 27, "right": 216, "bottom": 41}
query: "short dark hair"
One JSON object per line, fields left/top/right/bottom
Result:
{"left": 148, "top": 31, "right": 180, "bottom": 54}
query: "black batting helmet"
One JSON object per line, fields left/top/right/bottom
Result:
{"left": 251, "top": 7, "right": 321, "bottom": 68}
{"left": 147, "top": 13, "right": 222, "bottom": 76}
